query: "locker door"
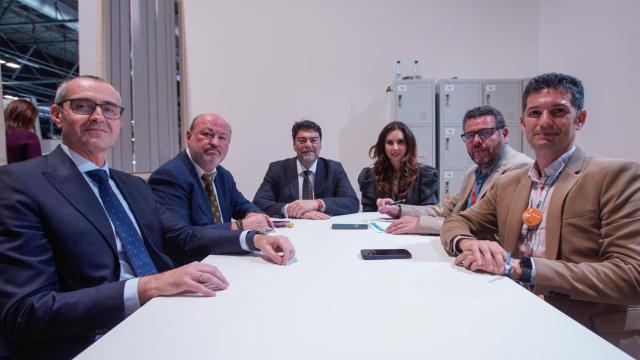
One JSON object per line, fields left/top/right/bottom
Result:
{"left": 394, "top": 80, "right": 434, "bottom": 126}
{"left": 411, "top": 125, "right": 435, "bottom": 167}
{"left": 440, "top": 169, "right": 467, "bottom": 204}
{"left": 504, "top": 124, "right": 523, "bottom": 152}
{"left": 439, "top": 81, "right": 482, "bottom": 126}
{"left": 441, "top": 126, "right": 474, "bottom": 169}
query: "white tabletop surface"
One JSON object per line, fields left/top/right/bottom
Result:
{"left": 77, "top": 213, "right": 630, "bottom": 359}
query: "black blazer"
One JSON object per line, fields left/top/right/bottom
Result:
{"left": 358, "top": 163, "right": 439, "bottom": 212}
{"left": 253, "top": 157, "right": 359, "bottom": 217}
{"left": 0, "top": 146, "right": 174, "bottom": 359}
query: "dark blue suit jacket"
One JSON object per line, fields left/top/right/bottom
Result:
{"left": 0, "top": 146, "right": 174, "bottom": 360}
{"left": 253, "top": 157, "right": 359, "bottom": 217}
{"left": 149, "top": 150, "right": 260, "bottom": 264}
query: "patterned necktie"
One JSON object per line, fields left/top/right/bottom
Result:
{"left": 302, "top": 170, "right": 313, "bottom": 200}
{"left": 86, "top": 169, "right": 158, "bottom": 277}
{"left": 201, "top": 173, "right": 223, "bottom": 224}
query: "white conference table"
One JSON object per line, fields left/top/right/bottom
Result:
{"left": 77, "top": 213, "right": 630, "bottom": 359}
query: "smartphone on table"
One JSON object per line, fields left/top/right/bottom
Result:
{"left": 331, "top": 223, "right": 368, "bottom": 230}
{"left": 360, "top": 249, "right": 412, "bottom": 260}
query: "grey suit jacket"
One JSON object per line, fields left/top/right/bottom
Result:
{"left": 441, "top": 148, "right": 640, "bottom": 350}
{"left": 401, "top": 145, "right": 532, "bottom": 234}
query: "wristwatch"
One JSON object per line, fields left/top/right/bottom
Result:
{"left": 519, "top": 257, "right": 533, "bottom": 283}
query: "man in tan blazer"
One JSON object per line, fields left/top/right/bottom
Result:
{"left": 441, "top": 73, "right": 640, "bottom": 357}
{"left": 382, "top": 106, "right": 532, "bottom": 235}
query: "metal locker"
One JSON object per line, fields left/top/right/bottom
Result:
{"left": 411, "top": 126, "right": 435, "bottom": 166}
{"left": 521, "top": 78, "right": 536, "bottom": 158}
{"left": 440, "top": 169, "right": 467, "bottom": 204}
{"left": 441, "top": 126, "right": 474, "bottom": 168}
{"left": 482, "top": 79, "right": 522, "bottom": 125}
{"left": 393, "top": 79, "right": 436, "bottom": 167}
{"left": 504, "top": 124, "right": 523, "bottom": 152}
{"left": 394, "top": 79, "right": 435, "bottom": 126}
{"left": 482, "top": 79, "right": 524, "bottom": 152}
{"left": 436, "top": 79, "right": 482, "bottom": 202}
{"left": 437, "top": 80, "right": 482, "bottom": 126}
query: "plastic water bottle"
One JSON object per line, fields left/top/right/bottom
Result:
{"left": 413, "top": 60, "right": 422, "bottom": 79}
{"left": 395, "top": 60, "right": 402, "bottom": 80}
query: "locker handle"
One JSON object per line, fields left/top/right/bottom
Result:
{"left": 398, "top": 94, "right": 402, "bottom": 108}
{"left": 444, "top": 180, "right": 451, "bottom": 202}
{"left": 445, "top": 137, "right": 450, "bottom": 150}
{"left": 486, "top": 94, "right": 491, "bottom": 105}
{"left": 445, "top": 94, "right": 450, "bottom": 107}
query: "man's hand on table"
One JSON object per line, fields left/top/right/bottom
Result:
{"left": 454, "top": 238, "right": 508, "bottom": 275}
{"left": 254, "top": 234, "right": 295, "bottom": 265}
{"left": 138, "top": 262, "right": 229, "bottom": 305}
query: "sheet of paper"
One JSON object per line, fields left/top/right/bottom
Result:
{"left": 368, "top": 221, "right": 390, "bottom": 233}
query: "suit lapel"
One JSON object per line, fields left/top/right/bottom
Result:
{"left": 213, "top": 168, "right": 230, "bottom": 220}
{"left": 179, "top": 151, "right": 215, "bottom": 223}
{"left": 314, "top": 158, "right": 325, "bottom": 198}
{"left": 42, "top": 147, "right": 118, "bottom": 256}
{"left": 502, "top": 174, "right": 532, "bottom": 253}
{"left": 454, "top": 171, "right": 476, "bottom": 213}
{"left": 544, "top": 149, "right": 586, "bottom": 259}
{"left": 287, "top": 158, "right": 299, "bottom": 200}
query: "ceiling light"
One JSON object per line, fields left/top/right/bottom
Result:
{"left": 5, "top": 62, "right": 21, "bottom": 69}
{"left": 0, "top": 59, "right": 6, "bottom": 64}
{"left": 3, "top": 95, "right": 18, "bottom": 100}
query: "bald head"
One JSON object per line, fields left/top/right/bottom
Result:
{"left": 186, "top": 113, "right": 232, "bottom": 172}
{"left": 190, "top": 113, "right": 232, "bottom": 135}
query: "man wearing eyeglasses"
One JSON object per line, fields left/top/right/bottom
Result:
{"left": 441, "top": 73, "right": 640, "bottom": 357}
{"left": 381, "top": 105, "right": 532, "bottom": 235}
{"left": 0, "top": 76, "right": 243, "bottom": 359}
{"left": 253, "top": 119, "right": 359, "bottom": 219}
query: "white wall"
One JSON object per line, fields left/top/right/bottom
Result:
{"left": 537, "top": 0, "right": 640, "bottom": 160}
{"left": 183, "top": 0, "right": 538, "bottom": 199}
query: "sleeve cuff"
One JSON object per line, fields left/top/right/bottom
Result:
{"left": 240, "top": 230, "right": 255, "bottom": 252}
{"left": 124, "top": 278, "right": 141, "bottom": 316}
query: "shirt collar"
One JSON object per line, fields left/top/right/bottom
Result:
{"left": 186, "top": 147, "right": 217, "bottom": 179}
{"left": 528, "top": 144, "right": 576, "bottom": 183}
{"left": 60, "top": 143, "right": 109, "bottom": 174}
{"left": 297, "top": 158, "right": 318, "bottom": 175}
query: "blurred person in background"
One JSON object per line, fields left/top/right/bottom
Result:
{"left": 5, "top": 98, "right": 42, "bottom": 163}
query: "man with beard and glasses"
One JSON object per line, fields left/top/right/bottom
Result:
{"left": 381, "top": 106, "right": 532, "bottom": 235}
{"left": 149, "top": 113, "right": 294, "bottom": 265}
{"left": 253, "top": 119, "right": 359, "bottom": 219}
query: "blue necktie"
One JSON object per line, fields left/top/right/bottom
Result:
{"left": 86, "top": 169, "right": 158, "bottom": 277}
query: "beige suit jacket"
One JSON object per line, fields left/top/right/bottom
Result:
{"left": 441, "top": 148, "right": 640, "bottom": 349}
{"left": 400, "top": 145, "right": 532, "bottom": 234}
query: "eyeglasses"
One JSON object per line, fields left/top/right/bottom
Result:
{"left": 58, "top": 99, "right": 124, "bottom": 120}
{"left": 460, "top": 127, "right": 500, "bottom": 143}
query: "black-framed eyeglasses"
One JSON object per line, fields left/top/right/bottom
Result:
{"left": 460, "top": 127, "right": 501, "bottom": 143}
{"left": 58, "top": 98, "right": 124, "bottom": 120}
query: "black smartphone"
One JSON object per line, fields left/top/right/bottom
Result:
{"left": 331, "top": 223, "right": 368, "bottom": 230}
{"left": 361, "top": 249, "right": 412, "bottom": 260}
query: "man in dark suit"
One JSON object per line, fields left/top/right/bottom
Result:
{"left": 253, "top": 120, "right": 359, "bottom": 219}
{"left": 0, "top": 76, "right": 290, "bottom": 359}
{"left": 149, "top": 113, "right": 293, "bottom": 264}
